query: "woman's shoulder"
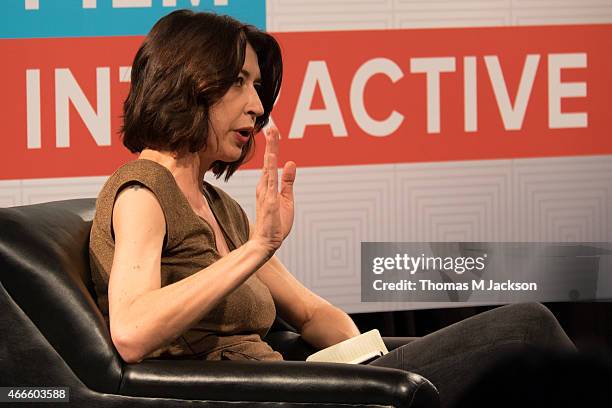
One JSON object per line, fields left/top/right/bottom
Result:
{"left": 94, "top": 160, "right": 181, "bottom": 227}
{"left": 91, "top": 160, "right": 178, "bottom": 252}
{"left": 106, "top": 159, "right": 173, "bottom": 185}
{"left": 97, "top": 160, "right": 177, "bottom": 202}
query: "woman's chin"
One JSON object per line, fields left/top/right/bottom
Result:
{"left": 221, "top": 150, "right": 243, "bottom": 163}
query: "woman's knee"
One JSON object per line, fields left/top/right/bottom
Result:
{"left": 499, "top": 302, "right": 575, "bottom": 350}
{"left": 510, "top": 302, "right": 555, "bottom": 321}
{"left": 496, "top": 302, "right": 555, "bottom": 325}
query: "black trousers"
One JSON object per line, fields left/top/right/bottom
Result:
{"left": 368, "top": 302, "right": 576, "bottom": 408}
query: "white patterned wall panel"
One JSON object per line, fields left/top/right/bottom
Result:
{"left": 215, "top": 155, "right": 612, "bottom": 312}
{"left": 513, "top": 155, "right": 612, "bottom": 242}
{"left": 210, "top": 164, "right": 395, "bottom": 282}
{"left": 260, "top": 0, "right": 612, "bottom": 311}
{"left": 268, "top": 0, "right": 393, "bottom": 31}
{"left": 21, "top": 176, "right": 107, "bottom": 205}
{"left": 393, "top": 0, "right": 510, "bottom": 9}
{"left": 272, "top": 0, "right": 393, "bottom": 13}
{"left": 395, "top": 160, "right": 512, "bottom": 241}
{"left": 210, "top": 164, "right": 421, "bottom": 312}
{"left": 513, "top": 0, "right": 612, "bottom": 5}
{"left": 512, "top": 6, "right": 612, "bottom": 25}
{"left": 0, "top": 180, "right": 23, "bottom": 207}
{"left": 6, "top": 155, "right": 611, "bottom": 312}
{"left": 393, "top": 0, "right": 511, "bottom": 28}
{"left": 267, "top": 0, "right": 612, "bottom": 31}
{"left": 4, "top": 2, "right": 610, "bottom": 313}
{"left": 394, "top": 11, "right": 510, "bottom": 28}
{"left": 290, "top": 164, "right": 393, "bottom": 295}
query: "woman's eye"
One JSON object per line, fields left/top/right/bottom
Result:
{"left": 254, "top": 83, "right": 262, "bottom": 94}
{"left": 235, "top": 77, "right": 244, "bottom": 86}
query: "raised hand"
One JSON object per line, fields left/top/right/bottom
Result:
{"left": 252, "top": 126, "right": 296, "bottom": 255}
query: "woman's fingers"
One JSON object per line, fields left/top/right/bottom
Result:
{"left": 267, "top": 153, "right": 278, "bottom": 193}
{"left": 265, "top": 125, "right": 280, "bottom": 156}
{"left": 258, "top": 128, "right": 273, "bottom": 198}
{"left": 264, "top": 127, "right": 280, "bottom": 194}
{"left": 280, "top": 161, "right": 296, "bottom": 201}
{"left": 255, "top": 126, "right": 295, "bottom": 245}
{"left": 263, "top": 126, "right": 273, "bottom": 160}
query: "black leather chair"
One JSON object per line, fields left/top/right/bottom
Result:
{"left": 0, "top": 199, "right": 439, "bottom": 407}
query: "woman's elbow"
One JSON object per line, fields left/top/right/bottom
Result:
{"left": 110, "top": 326, "right": 147, "bottom": 363}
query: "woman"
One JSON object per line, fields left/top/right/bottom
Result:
{"left": 90, "top": 9, "right": 359, "bottom": 364}
{"left": 89, "top": 9, "right": 575, "bottom": 407}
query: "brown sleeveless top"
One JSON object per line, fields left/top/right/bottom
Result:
{"left": 89, "top": 159, "right": 283, "bottom": 361}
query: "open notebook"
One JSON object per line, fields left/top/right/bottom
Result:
{"left": 305, "top": 329, "right": 389, "bottom": 364}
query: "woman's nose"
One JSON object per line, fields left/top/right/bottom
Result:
{"left": 246, "top": 87, "right": 264, "bottom": 118}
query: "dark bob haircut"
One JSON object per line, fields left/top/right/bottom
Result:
{"left": 122, "top": 10, "right": 282, "bottom": 181}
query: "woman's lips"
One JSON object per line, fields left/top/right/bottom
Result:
{"left": 234, "top": 131, "right": 249, "bottom": 144}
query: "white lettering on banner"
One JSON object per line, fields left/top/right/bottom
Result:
{"left": 283, "top": 53, "right": 584, "bottom": 137}
{"left": 112, "top": 0, "right": 151, "bottom": 7}
{"left": 463, "top": 56, "right": 477, "bottom": 132}
{"left": 289, "top": 61, "right": 348, "bottom": 139}
{"left": 350, "top": 58, "right": 404, "bottom": 137}
{"left": 26, "top": 69, "right": 41, "bottom": 149}
{"left": 484, "top": 54, "right": 540, "bottom": 131}
{"left": 410, "top": 57, "right": 456, "bottom": 134}
{"left": 119, "top": 66, "right": 132, "bottom": 83}
{"left": 55, "top": 68, "right": 111, "bottom": 148}
{"left": 24, "top": 53, "right": 588, "bottom": 152}
{"left": 163, "top": 0, "right": 227, "bottom": 5}
{"left": 549, "top": 53, "right": 588, "bottom": 129}
{"left": 24, "top": 0, "right": 220, "bottom": 10}
{"left": 24, "top": 0, "right": 38, "bottom": 10}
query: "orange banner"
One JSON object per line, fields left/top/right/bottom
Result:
{"left": 1, "top": 24, "right": 611, "bottom": 179}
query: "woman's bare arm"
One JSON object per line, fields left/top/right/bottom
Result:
{"left": 109, "top": 185, "right": 271, "bottom": 363}
{"left": 256, "top": 251, "right": 361, "bottom": 350}
{"left": 109, "top": 128, "right": 296, "bottom": 363}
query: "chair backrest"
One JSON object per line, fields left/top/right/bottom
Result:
{"left": 0, "top": 199, "right": 122, "bottom": 392}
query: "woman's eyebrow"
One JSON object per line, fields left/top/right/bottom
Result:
{"left": 241, "top": 69, "right": 262, "bottom": 83}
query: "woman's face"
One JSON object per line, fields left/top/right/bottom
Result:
{"left": 203, "top": 42, "right": 264, "bottom": 165}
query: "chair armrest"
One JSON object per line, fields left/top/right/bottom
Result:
{"left": 120, "top": 360, "right": 439, "bottom": 408}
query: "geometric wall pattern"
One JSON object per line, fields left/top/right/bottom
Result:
{"left": 0, "top": 176, "right": 108, "bottom": 208}
{"left": 218, "top": 154, "right": 612, "bottom": 312}
{"left": 264, "top": 0, "right": 612, "bottom": 311}
{"left": 2, "top": 155, "right": 609, "bottom": 312}
{"left": 514, "top": 155, "right": 612, "bottom": 242}
{"left": 395, "top": 160, "right": 513, "bottom": 242}
{"left": 267, "top": 0, "right": 612, "bottom": 31}
{"left": 1, "top": 0, "right": 611, "bottom": 312}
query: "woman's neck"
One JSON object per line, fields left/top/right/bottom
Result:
{"left": 138, "top": 148, "right": 208, "bottom": 209}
